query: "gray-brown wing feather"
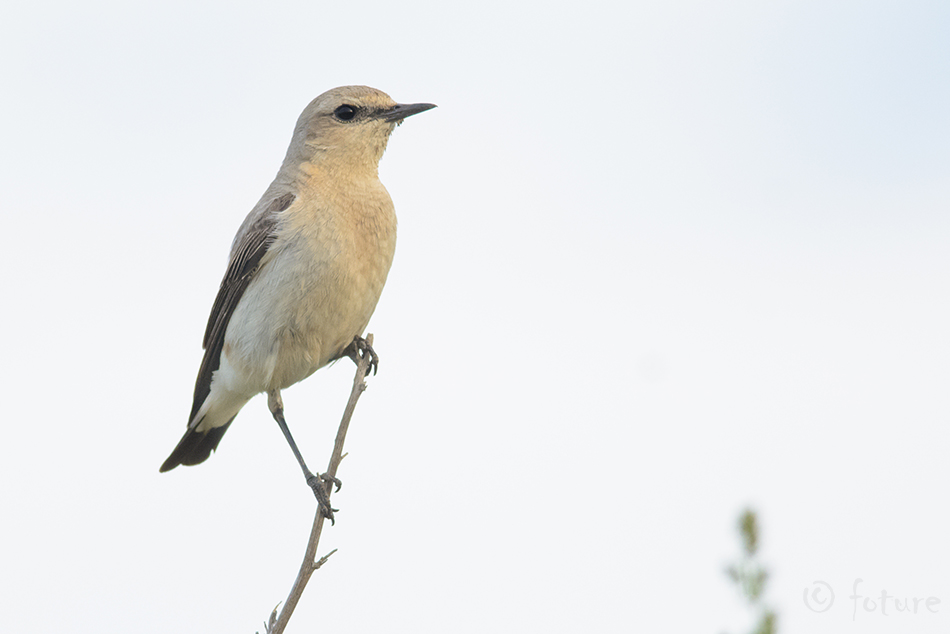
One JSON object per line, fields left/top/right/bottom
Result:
{"left": 188, "top": 192, "right": 295, "bottom": 423}
{"left": 160, "top": 192, "right": 295, "bottom": 473}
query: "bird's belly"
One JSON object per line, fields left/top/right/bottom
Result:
{"left": 221, "top": 240, "right": 391, "bottom": 393}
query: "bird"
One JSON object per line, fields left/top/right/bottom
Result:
{"left": 160, "top": 86, "right": 435, "bottom": 521}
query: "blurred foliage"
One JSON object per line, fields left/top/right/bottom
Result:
{"left": 724, "top": 508, "right": 777, "bottom": 634}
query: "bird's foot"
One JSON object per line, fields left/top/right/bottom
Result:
{"left": 305, "top": 472, "right": 341, "bottom": 524}
{"left": 345, "top": 336, "right": 379, "bottom": 376}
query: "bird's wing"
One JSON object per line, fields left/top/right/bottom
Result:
{"left": 188, "top": 192, "right": 296, "bottom": 424}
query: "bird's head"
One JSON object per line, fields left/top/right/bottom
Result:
{"left": 287, "top": 85, "right": 435, "bottom": 176}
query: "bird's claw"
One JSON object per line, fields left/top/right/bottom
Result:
{"left": 321, "top": 472, "right": 343, "bottom": 493}
{"left": 306, "top": 473, "right": 339, "bottom": 524}
{"left": 346, "top": 336, "right": 379, "bottom": 376}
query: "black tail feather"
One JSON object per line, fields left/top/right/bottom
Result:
{"left": 159, "top": 418, "right": 235, "bottom": 472}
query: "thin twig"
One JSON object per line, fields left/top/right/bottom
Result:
{"left": 265, "top": 334, "right": 375, "bottom": 634}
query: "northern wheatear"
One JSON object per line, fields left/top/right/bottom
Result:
{"left": 160, "top": 86, "right": 435, "bottom": 521}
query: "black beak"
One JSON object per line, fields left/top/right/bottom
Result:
{"left": 382, "top": 102, "right": 437, "bottom": 122}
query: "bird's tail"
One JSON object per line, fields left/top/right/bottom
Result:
{"left": 159, "top": 417, "right": 235, "bottom": 472}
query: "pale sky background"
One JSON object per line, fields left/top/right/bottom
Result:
{"left": 2, "top": 1, "right": 949, "bottom": 633}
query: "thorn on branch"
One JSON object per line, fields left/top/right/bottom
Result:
{"left": 314, "top": 548, "right": 339, "bottom": 570}
{"left": 259, "top": 602, "right": 281, "bottom": 634}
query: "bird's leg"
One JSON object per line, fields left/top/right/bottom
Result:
{"left": 267, "top": 390, "right": 341, "bottom": 524}
{"left": 342, "top": 335, "right": 379, "bottom": 376}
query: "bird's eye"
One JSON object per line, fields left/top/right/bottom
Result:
{"left": 334, "top": 105, "right": 357, "bottom": 121}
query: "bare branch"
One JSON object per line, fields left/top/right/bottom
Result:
{"left": 264, "top": 334, "right": 376, "bottom": 634}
